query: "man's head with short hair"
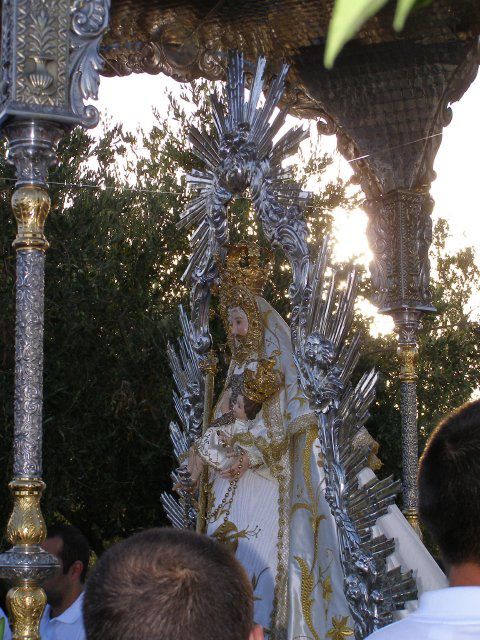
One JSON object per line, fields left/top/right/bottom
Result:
{"left": 83, "top": 528, "right": 261, "bottom": 640}
{"left": 41, "top": 523, "right": 90, "bottom": 614}
{"left": 418, "top": 399, "right": 480, "bottom": 567}
{"left": 46, "top": 523, "right": 90, "bottom": 582}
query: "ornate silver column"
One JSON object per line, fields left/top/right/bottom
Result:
{"left": 0, "top": 120, "right": 64, "bottom": 640}
{"left": 366, "top": 190, "right": 435, "bottom": 534}
{"left": 0, "top": 2, "right": 110, "bottom": 638}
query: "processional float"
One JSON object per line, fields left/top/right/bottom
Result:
{"left": 162, "top": 52, "right": 419, "bottom": 640}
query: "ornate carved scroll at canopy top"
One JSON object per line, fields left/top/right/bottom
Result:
{"left": 0, "top": 0, "right": 111, "bottom": 128}
{"left": 101, "top": 0, "right": 480, "bottom": 80}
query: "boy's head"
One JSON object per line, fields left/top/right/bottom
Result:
{"left": 418, "top": 399, "right": 480, "bottom": 568}
{"left": 233, "top": 394, "right": 262, "bottom": 421}
{"left": 84, "top": 528, "right": 262, "bottom": 640}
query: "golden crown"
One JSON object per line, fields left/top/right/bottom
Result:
{"left": 243, "top": 357, "right": 282, "bottom": 404}
{"left": 217, "top": 243, "right": 271, "bottom": 295}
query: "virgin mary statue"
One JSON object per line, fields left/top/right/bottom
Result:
{"left": 185, "top": 245, "right": 446, "bottom": 640}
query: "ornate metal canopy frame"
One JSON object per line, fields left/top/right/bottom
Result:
{"left": 0, "top": 2, "right": 110, "bottom": 638}
{"left": 162, "top": 51, "right": 418, "bottom": 639}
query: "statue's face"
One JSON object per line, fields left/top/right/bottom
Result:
{"left": 228, "top": 307, "right": 249, "bottom": 339}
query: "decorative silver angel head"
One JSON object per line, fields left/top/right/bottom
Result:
{"left": 345, "top": 573, "right": 367, "bottom": 604}
{"left": 217, "top": 124, "right": 256, "bottom": 193}
{"left": 304, "top": 332, "right": 336, "bottom": 370}
{"left": 351, "top": 548, "right": 378, "bottom": 579}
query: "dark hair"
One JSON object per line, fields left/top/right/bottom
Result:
{"left": 47, "top": 523, "right": 90, "bottom": 583}
{"left": 83, "top": 528, "right": 253, "bottom": 640}
{"left": 243, "top": 396, "right": 262, "bottom": 420}
{"left": 418, "top": 399, "right": 480, "bottom": 566}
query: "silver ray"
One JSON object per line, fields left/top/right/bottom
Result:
{"left": 292, "top": 239, "right": 417, "bottom": 637}
{"left": 160, "top": 305, "right": 204, "bottom": 529}
{"left": 178, "top": 50, "right": 311, "bottom": 353}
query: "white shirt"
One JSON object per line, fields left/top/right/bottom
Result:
{"left": 0, "top": 607, "right": 12, "bottom": 640}
{"left": 40, "top": 593, "right": 85, "bottom": 640}
{"left": 366, "top": 586, "right": 480, "bottom": 639}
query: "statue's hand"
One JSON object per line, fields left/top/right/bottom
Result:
{"left": 173, "top": 462, "right": 199, "bottom": 495}
{"left": 219, "top": 454, "right": 249, "bottom": 480}
{"left": 173, "top": 478, "right": 199, "bottom": 496}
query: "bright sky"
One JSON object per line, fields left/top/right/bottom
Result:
{"left": 97, "top": 71, "right": 480, "bottom": 333}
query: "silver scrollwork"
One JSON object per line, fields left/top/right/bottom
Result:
{"left": 365, "top": 190, "right": 435, "bottom": 314}
{"left": 400, "top": 381, "right": 419, "bottom": 514}
{"left": 292, "top": 242, "right": 417, "bottom": 638}
{"left": 0, "top": 549, "right": 59, "bottom": 583}
{"left": 5, "top": 120, "right": 64, "bottom": 188}
{"left": 0, "top": 0, "right": 14, "bottom": 108}
{"left": 69, "top": 0, "right": 111, "bottom": 127}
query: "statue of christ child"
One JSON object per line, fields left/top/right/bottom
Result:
{"left": 186, "top": 390, "right": 262, "bottom": 484}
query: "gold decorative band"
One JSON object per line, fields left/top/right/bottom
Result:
{"left": 403, "top": 507, "right": 422, "bottom": 539}
{"left": 12, "top": 186, "right": 51, "bottom": 251}
{"left": 7, "top": 583, "right": 46, "bottom": 640}
{"left": 4, "top": 479, "right": 49, "bottom": 640}
{"left": 397, "top": 343, "right": 418, "bottom": 382}
{"left": 199, "top": 349, "right": 218, "bottom": 377}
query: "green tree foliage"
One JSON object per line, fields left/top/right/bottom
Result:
{"left": 0, "top": 83, "right": 477, "bottom": 552}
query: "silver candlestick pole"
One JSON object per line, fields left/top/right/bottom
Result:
{"left": 0, "top": 1, "right": 110, "bottom": 637}
{"left": 393, "top": 309, "right": 423, "bottom": 536}
{"left": 0, "top": 120, "right": 64, "bottom": 640}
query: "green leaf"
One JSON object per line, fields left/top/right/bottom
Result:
{"left": 393, "top": 0, "right": 432, "bottom": 31}
{"left": 324, "top": 0, "right": 389, "bottom": 68}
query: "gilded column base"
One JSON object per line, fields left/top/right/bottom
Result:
{"left": 6, "top": 583, "right": 46, "bottom": 640}
{"left": 0, "top": 480, "right": 59, "bottom": 640}
{"left": 6, "top": 479, "right": 47, "bottom": 547}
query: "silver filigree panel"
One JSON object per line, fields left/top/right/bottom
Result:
{"left": 13, "top": 250, "right": 45, "bottom": 478}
